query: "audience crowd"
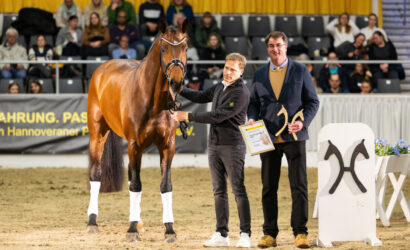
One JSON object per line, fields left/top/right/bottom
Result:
{"left": 0, "top": 0, "right": 404, "bottom": 94}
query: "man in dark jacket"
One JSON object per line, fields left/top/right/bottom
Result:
{"left": 138, "top": 0, "right": 165, "bottom": 36}
{"left": 172, "top": 53, "right": 252, "bottom": 248}
{"left": 247, "top": 31, "right": 319, "bottom": 249}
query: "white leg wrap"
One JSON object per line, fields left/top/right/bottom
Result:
{"left": 129, "top": 191, "right": 142, "bottom": 222}
{"left": 161, "top": 192, "right": 174, "bottom": 223}
{"left": 87, "top": 181, "right": 101, "bottom": 216}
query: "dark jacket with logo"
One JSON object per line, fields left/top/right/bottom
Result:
{"left": 247, "top": 58, "right": 319, "bottom": 142}
{"left": 181, "top": 78, "right": 250, "bottom": 145}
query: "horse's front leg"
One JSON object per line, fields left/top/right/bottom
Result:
{"left": 159, "top": 138, "right": 177, "bottom": 243}
{"left": 126, "top": 141, "right": 143, "bottom": 242}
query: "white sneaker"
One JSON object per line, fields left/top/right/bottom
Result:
{"left": 236, "top": 232, "right": 251, "bottom": 248}
{"left": 203, "top": 232, "right": 230, "bottom": 247}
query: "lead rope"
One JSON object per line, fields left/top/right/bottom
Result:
{"left": 167, "top": 79, "right": 188, "bottom": 140}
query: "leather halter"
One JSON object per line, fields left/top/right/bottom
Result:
{"left": 159, "top": 36, "right": 187, "bottom": 80}
{"left": 159, "top": 35, "right": 189, "bottom": 139}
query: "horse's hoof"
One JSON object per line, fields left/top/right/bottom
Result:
{"left": 126, "top": 232, "right": 140, "bottom": 242}
{"left": 164, "top": 233, "right": 177, "bottom": 243}
{"left": 87, "top": 225, "right": 98, "bottom": 234}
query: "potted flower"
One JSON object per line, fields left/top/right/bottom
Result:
{"left": 375, "top": 139, "right": 409, "bottom": 173}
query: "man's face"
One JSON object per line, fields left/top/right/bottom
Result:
{"left": 203, "top": 16, "right": 212, "bottom": 27}
{"left": 69, "top": 18, "right": 78, "bottom": 28}
{"left": 116, "top": 11, "right": 127, "bottom": 25}
{"left": 267, "top": 37, "right": 287, "bottom": 63}
{"left": 368, "top": 15, "right": 377, "bottom": 27}
{"left": 223, "top": 60, "right": 243, "bottom": 84}
{"left": 6, "top": 33, "right": 17, "bottom": 46}
{"left": 65, "top": 0, "right": 73, "bottom": 8}
{"left": 329, "top": 75, "right": 341, "bottom": 88}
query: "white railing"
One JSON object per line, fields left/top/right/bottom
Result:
{"left": 1, "top": 59, "right": 409, "bottom": 94}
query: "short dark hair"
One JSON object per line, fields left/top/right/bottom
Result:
{"left": 369, "top": 13, "right": 377, "bottom": 19}
{"left": 373, "top": 30, "right": 386, "bottom": 42}
{"left": 265, "top": 31, "right": 288, "bottom": 47}
{"left": 68, "top": 15, "right": 78, "bottom": 21}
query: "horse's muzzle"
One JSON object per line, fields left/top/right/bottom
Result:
{"left": 171, "top": 79, "right": 184, "bottom": 93}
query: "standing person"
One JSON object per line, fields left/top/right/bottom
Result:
{"left": 360, "top": 13, "right": 387, "bottom": 45}
{"left": 172, "top": 53, "right": 252, "bottom": 248}
{"left": 247, "top": 31, "right": 319, "bottom": 249}
{"left": 138, "top": 0, "right": 165, "bottom": 36}
{"left": 107, "top": 0, "right": 137, "bottom": 25}
{"left": 0, "top": 28, "right": 28, "bottom": 79}
{"left": 55, "top": 0, "right": 82, "bottom": 28}
{"left": 84, "top": 0, "right": 108, "bottom": 26}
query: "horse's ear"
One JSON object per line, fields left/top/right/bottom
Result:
{"left": 180, "top": 18, "right": 189, "bottom": 34}
{"left": 159, "top": 19, "right": 168, "bottom": 34}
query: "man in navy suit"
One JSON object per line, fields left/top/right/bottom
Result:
{"left": 247, "top": 31, "right": 319, "bottom": 249}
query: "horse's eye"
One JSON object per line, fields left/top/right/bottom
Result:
{"left": 185, "top": 47, "right": 188, "bottom": 52}
{"left": 161, "top": 48, "right": 166, "bottom": 53}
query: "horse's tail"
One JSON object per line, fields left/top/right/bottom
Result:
{"left": 100, "top": 130, "right": 124, "bottom": 193}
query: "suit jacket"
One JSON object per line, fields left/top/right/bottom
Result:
{"left": 247, "top": 58, "right": 319, "bottom": 142}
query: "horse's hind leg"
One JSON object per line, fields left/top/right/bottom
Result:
{"left": 87, "top": 110, "right": 109, "bottom": 233}
{"left": 158, "top": 140, "right": 177, "bottom": 243}
{"left": 126, "top": 142, "right": 143, "bottom": 242}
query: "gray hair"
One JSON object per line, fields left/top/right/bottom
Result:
{"left": 5, "top": 27, "right": 18, "bottom": 37}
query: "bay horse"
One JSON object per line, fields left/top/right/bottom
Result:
{"left": 86, "top": 19, "right": 189, "bottom": 243}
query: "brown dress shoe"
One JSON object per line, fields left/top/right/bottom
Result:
{"left": 295, "top": 234, "right": 310, "bottom": 248}
{"left": 257, "top": 235, "right": 277, "bottom": 248}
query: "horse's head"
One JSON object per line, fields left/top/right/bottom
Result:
{"left": 159, "top": 19, "right": 189, "bottom": 94}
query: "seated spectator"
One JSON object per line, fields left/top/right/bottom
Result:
{"left": 0, "top": 28, "right": 28, "bottom": 79}
{"left": 360, "top": 79, "right": 373, "bottom": 94}
{"left": 326, "top": 12, "right": 360, "bottom": 48}
{"left": 349, "top": 63, "right": 373, "bottom": 93}
{"left": 195, "top": 12, "right": 220, "bottom": 54}
{"left": 324, "top": 73, "right": 349, "bottom": 93}
{"left": 296, "top": 53, "right": 321, "bottom": 93}
{"left": 112, "top": 35, "right": 137, "bottom": 59}
{"left": 29, "top": 80, "right": 43, "bottom": 94}
{"left": 138, "top": 0, "right": 165, "bottom": 36}
{"left": 81, "top": 12, "right": 110, "bottom": 59}
{"left": 199, "top": 33, "right": 226, "bottom": 79}
{"left": 367, "top": 31, "right": 401, "bottom": 82}
{"left": 8, "top": 82, "right": 20, "bottom": 94}
{"left": 166, "top": 0, "right": 194, "bottom": 26}
{"left": 55, "top": 0, "right": 82, "bottom": 28}
{"left": 55, "top": 15, "right": 83, "bottom": 56}
{"left": 27, "top": 35, "right": 54, "bottom": 78}
{"left": 318, "top": 51, "right": 347, "bottom": 91}
{"left": 360, "top": 13, "right": 387, "bottom": 45}
{"left": 109, "top": 10, "right": 145, "bottom": 59}
{"left": 84, "top": 0, "right": 108, "bottom": 26}
{"left": 186, "top": 72, "right": 203, "bottom": 90}
{"left": 172, "top": 11, "right": 195, "bottom": 43}
{"left": 107, "top": 0, "right": 137, "bottom": 25}
{"left": 336, "top": 33, "right": 367, "bottom": 60}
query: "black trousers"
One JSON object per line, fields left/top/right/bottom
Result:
{"left": 260, "top": 141, "right": 308, "bottom": 237}
{"left": 208, "top": 144, "right": 251, "bottom": 236}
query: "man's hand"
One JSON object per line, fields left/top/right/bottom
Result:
{"left": 146, "top": 22, "right": 157, "bottom": 32}
{"left": 288, "top": 120, "right": 303, "bottom": 134}
{"left": 248, "top": 119, "right": 255, "bottom": 125}
{"left": 171, "top": 111, "right": 188, "bottom": 122}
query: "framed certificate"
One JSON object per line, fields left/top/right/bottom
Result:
{"left": 239, "top": 120, "right": 275, "bottom": 156}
